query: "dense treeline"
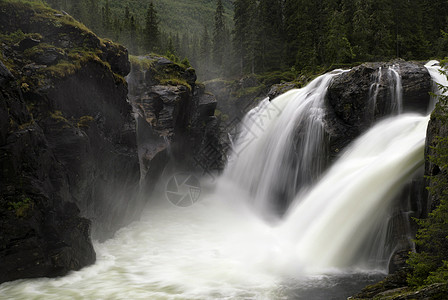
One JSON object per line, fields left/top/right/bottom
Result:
{"left": 232, "top": 0, "right": 448, "bottom": 74}
{"left": 45, "top": 0, "right": 164, "bottom": 55}
{"left": 44, "top": 0, "right": 448, "bottom": 79}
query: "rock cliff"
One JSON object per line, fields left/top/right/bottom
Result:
{"left": 127, "top": 55, "right": 223, "bottom": 191}
{"left": 0, "top": 1, "right": 139, "bottom": 283}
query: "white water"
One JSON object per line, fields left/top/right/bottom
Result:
{"left": 0, "top": 65, "right": 436, "bottom": 299}
{"left": 368, "top": 65, "right": 403, "bottom": 119}
{"left": 388, "top": 65, "right": 403, "bottom": 114}
{"left": 225, "top": 70, "right": 348, "bottom": 216}
{"left": 425, "top": 60, "right": 448, "bottom": 112}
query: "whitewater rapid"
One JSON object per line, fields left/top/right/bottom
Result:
{"left": 0, "top": 62, "right": 443, "bottom": 299}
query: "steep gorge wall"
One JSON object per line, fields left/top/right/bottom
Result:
{"left": 0, "top": 1, "right": 224, "bottom": 284}
{"left": 0, "top": 1, "right": 139, "bottom": 283}
{"left": 127, "top": 55, "right": 223, "bottom": 193}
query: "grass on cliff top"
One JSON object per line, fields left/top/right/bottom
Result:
{"left": 129, "top": 54, "right": 192, "bottom": 90}
{"left": 2, "top": 0, "right": 93, "bottom": 34}
{"left": 0, "top": 1, "right": 126, "bottom": 88}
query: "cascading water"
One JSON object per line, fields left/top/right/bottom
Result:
{"left": 224, "top": 70, "right": 348, "bottom": 216}
{"left": 425, "top": 60, "right": 448, "bottom": 112}
{"left": 280, "top": 115, "right": 428, "bottom": 271}
{"left": 0, "top": 64, "right": 439, "bottom": 299}
{"left": 368, "top": 65, "right": 403, "bottom": 121}
{"left": 388, "top": 65, "right": 403, "bottom": 114}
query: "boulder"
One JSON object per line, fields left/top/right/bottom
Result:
{"left": 325, "top": 61, "right": 431, "bottom": 156}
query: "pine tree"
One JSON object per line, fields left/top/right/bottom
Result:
{"left": 102, "top": 0, "right": 112, "bottom": 36}
{"left": 326, "top": 10, "right": 353, "bottom": 64}
{"left": 213, "top": 0, "right": 226, "bottom": 71}
{"left": 284, "top": 0, "right": 300, "bottom": 67}
{"left": 200, "top": 26, "right": 212, "bottom": 77}
{"left": 144, "top": 2, "right": 160, "bottom": 53}
{"left": 258, "top": 0, "right": 284, "bottom": 71}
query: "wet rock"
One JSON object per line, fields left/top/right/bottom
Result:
{"left": 325, "top": 61, "right": 431, "bottom": 157}
{"left": 198, "top": 93, "right": 217, "bottom": 117}
{"left": 183, "top": 67, "right": 197, "bottom": 86}
{"left": 34, "top": 48, "right": 63, "bottom": 65}
{"left": 101, "top": 41, "right": 130, "bottom": 77}
{"left": 17, "top": 37, "right": 40, "bottom": 51}
{"left": 128, "top": 55, "right": 223, "bottom": 193}
{"left": 425, "top": 101, "right": 448, "bottom": 212}
{"left": 239, "top": 74, "right": 259, "bottom": 89}
{"left": 389, "top": 250, "right": 410, "bottom": 274}
{"left": 268, "top": 82, "right": 300, "bottom": 100}
{"left": 350, "top": 269, "right": 408, "bottom": 299}
{"left": 0, "top": 60, "right": 13, "bottom": 86}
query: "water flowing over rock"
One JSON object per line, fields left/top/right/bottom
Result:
{"left": 326, "top": 61, "right": 431, "bottom": 155}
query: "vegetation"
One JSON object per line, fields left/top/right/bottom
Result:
{"left": 8, "top": 196, "right": 33, "bottom": 218}
{"left": 37, "top": 0, "right": 448, "bottom": 82}
{"left": 232, "top": 0, "right": 448, "bottom": 75}
{"left": 129, "top": 54, "right": 192, "bottom": 90}
{"left": 407, "top": 61, "right": 448, "bottom": 289}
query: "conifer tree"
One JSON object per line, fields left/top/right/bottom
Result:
{"left": 144, "top": 2, "right": 160, "bottom": 53}
{"left": 213, "top": 0, "right": 226, "bottom": 69}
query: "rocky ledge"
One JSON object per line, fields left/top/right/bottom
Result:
{"left": 127, "top": 55, "right": 223, "bottom": 192}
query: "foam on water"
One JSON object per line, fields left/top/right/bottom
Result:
{"left": 0, "top": 62, "right": 442, "bottom": 299}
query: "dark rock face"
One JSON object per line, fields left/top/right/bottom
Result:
{"left": 0, "top": 65, "right": 96, "bottom": 283}
{"left": 424, "top": 102, "right": 448, "bottom": 213}
{"left": 0, "top": 2, "right": 139, "bottom": 283}
{"left": 127, "top": 55, "right": 222, "bottom": 193}
{"left": 326, "top": 61, "right": 431, "bottom": 155}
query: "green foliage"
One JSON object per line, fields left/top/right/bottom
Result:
{"left": 144, "top": 2, "right": 160, "bottom": 52}
{"left": 78, "top": 115, "right": 94, "bottom": 128}
{"left": 180, "top": 58, "right": 191, "bottom": 68}
{"left": 129, "top": 55, "right": 154, "bottom": 71}
{"left": 8, "top": 196, "right": 33, "bottom": 218}
{"left": 407, "top": 60, "right": 448, "bottom": 288}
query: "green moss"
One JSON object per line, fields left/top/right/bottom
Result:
{"left": 23, "top": 43, "right": 63, "bottom": 58}
{"left": 130, "top": 55, "right": 192, "bottom": 90}
{"left": 129, "top": 55, "right": 155, "bottom": 71}
{"left": 160, "top": 78, "right": 191, "bottom": 90}
{"left": 0, "top": 0, "right": 125, "bottom": 90}
{"left": 8, "top": 196, "right": 33, "bottom": 218}
{"left": 44, "top": 60, "right": 78, "bottom": 77}
{"left": 77, "top": 115, "right": 94, "bottom": 128}
{"left": 233, "top": 84, "right": 267, "bottom": 98}
{"left": 214, "top": 109, "right": 229, "bottom": 122}
{"left": 256, "top": 70, "right": 296, "bottom": 86}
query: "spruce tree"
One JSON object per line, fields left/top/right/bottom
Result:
{"left": 213, "top": 0, "right": 226, "bottom": 69}
{"left": 200, "top": 26, "right": 212, "bottom": 77}
{"left": 144, "top": 2, "right": 160, "bottom": 53}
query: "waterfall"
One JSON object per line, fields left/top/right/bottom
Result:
{"left": 0, "top": 64, "right": 437, "bottom": 299}
{"left": 368, "top": 65, "right": 403, "bottom": 121}
{"left": 425, "top": 60, "right": 448, "bottom": 112}
{"left": 224, "top": 69, "right": 348, "bottom": 217}
{"left": 369, "top": 67, "right": 382, "bottom": 120}
{"left": 388, "top": 65, "right": 403, "bottom": 114}
{"left": 280, "top": 115, "right": 428, "bottom": 271}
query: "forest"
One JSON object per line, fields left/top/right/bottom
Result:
{"left": 43, "top": 0, "right": 448, "bottom": 79}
